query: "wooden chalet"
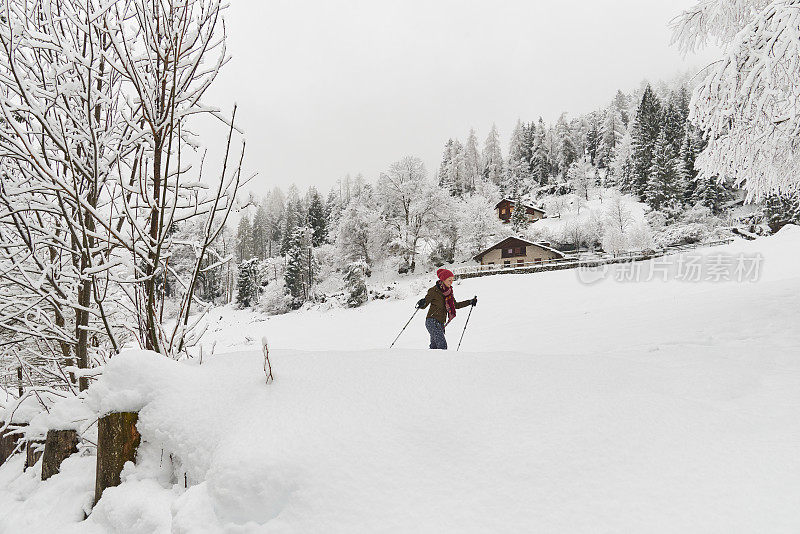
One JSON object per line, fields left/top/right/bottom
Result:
{"left": 473, "top": 236, "right": 564, "bottom": 267}
{"left": 495, "top": 199, "right": 546, "bottom": 224}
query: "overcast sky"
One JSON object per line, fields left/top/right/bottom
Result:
{"left": 200, "top": 0, "right": 717, "bottom": 196}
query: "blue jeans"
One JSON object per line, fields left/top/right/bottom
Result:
{"left": 426, "top": 317, "right": 447, "bottom": 350}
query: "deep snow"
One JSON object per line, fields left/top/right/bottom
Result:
{"left": 1, "top": 227, "right": 799, "bottom": 533}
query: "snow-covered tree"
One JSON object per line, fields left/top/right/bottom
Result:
{"left": 661, "top": 87, "right": 690, "bottom": 154}
{"left": 693, "top": 175, "right": 733, "bottom": 214}
{"left": 568, "top": 156, "right": 596, "bottom": 202}
{"left": 509, "top": 191, "right": 529, "bottom": 233}
{"left": 284, "top": 227, "right": 315, "bottom": 309}
{"left": 482, "top": 124, "right": 504, "bottom": 186}
{"left": 236, "top": 215, "right": 254, "bottom": 262}
{"left": 306, "top": 187, "right": 328, "bottom": 247}
{"left": 236, "top": 259, "right": 261, "bottom": 308}
{"left": 507, "top": 119, "right": 531, "bottom": 190}
{"left": 646, "top": 130, "right": 684, "bottom": 210}
{"left": 600, "top": 104, "right": 626, "bottom": 168}
{"left": 0, "top": 0, "right": 241, "bottom": 371}
{"left": 555, "top": 113, "right": 577, "bottom": 179}
{"left": 463, "top": 128, "right": 482, "bottom": 194}
{"left": 252, "top": 205, "right": 270, "bottom": 260}
{"left": 763, "top": 192, "right": 800, "bottom": 229}
{"left": 585, "top": 112, "right": 601, "bottom": 165}
{"left": 377, "top": 156, "right": 442, "bottom": 273}
{"left": 344, "top": 260, "right": 370, "bottom": 308}
{"left": 609, "top": 130, "right": 635, "bottom": 192}
{"left": 630, "top": 84, "right": 662, "bottom": 198}
{"left": 530, "top": 118, "right": 551, "bottom": 185}
{"left": 604, "top": 192, "right": 634, "bottom": 235}
{"left": 457, "top": 194, "right": 505, "bottom": 256}
{"left": 672, "top": 0, "right": 800, "bottom": 199}
{"left": 337, "top": 204, "right": 373, "bottom": 264}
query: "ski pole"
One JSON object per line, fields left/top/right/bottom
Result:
{"left": 456, "top": 296, "right": 477, "bottom": 352}
{"left": 390, "top": 307, "right": 420, "bottom": 348}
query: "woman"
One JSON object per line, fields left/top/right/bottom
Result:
{"left": 416, "top": 268, "right": 477, "bottom": 350}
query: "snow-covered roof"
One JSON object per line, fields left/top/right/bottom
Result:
{"left": 495, "top": 198, "right": 546, "bottom": 213}
{"left": 473, "top": 236, "right": 565, "bottom": 261}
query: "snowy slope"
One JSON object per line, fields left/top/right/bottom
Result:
{"left": 1, "top": 227, "right": 799, "bottom": 533}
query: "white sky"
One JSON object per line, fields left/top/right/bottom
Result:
{"left": 198, "top": 0, "right": 718, "bottom": 196}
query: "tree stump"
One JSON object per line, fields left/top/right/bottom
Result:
{"left": 1, "top": 422, "right": 28, "bottom": 467}
{"left": 0, "top": 423, "right": 17, "bottom": 466}
{"left": 41, "top": 429, "right": 79, "bottom": 481}
{"left": 25, "top": 439, "right": 45, "bottom": 469}
{"left": 94, "top": 412, "right": 140, "bottom": 505}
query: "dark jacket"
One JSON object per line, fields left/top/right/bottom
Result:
{"left": 421, "top": 282, "right": 471, "bottom": 325}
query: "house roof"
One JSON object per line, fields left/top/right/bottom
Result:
{"left": 494, "top": 198, "right": 546, "bottom": 213}
{"left": 473, "top": 236, "right": 565, "bottom": 262}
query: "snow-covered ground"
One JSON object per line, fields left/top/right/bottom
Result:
{"left": 1, "top": 227, "right": 799, "bottom": 533}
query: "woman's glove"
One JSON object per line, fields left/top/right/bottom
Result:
{"left": 470, "top": 296, "right": 478, "bottom": 306}
{"left": 416, "top": 298, "right": 427, "bottom": 309}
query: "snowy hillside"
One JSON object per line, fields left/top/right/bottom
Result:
{"left": 1, "top": 227, "right": 799, "bottom": 533}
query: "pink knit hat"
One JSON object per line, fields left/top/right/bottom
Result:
{"left": 436, "top": 268, "right": 454, "bottom": 281}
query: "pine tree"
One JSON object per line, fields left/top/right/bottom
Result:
{"left": 520, "top": 122, "right": 536, "bottom": 178}
{"left": 284, "top": 227, "right": 314, "bottom": 309}
{"left": 613, "top": 89, "right": 630, "bottom": 126}
{"left": 447, "top": 139, "right": 465, "bottom": 196}
{"left": 678, "top": 130, "right": 696, "bottom": 200}
{"left": 609, "top": 129, "right": 634, "bottom": 191}
{"left": 279, "top": 192, "right": 303, "bottom": 256}
{"left": 284, "top": 229, "right": 305, "bottom": 308}
{"left": 506, "top": 119, "right": 530, "bottom": 192}
{"left": 236, "top": 214, "right": 254, "bottom": 262}
{"left": 763, "top": 192, "right": 800, "bottom": 229}
{"left": 235, "top": 258, "right": 260, "bottom": 308}
{"left": 509, "top": 187, "right": 528, "bottom": 232}
{"left": 693, "top": 175, "right": 733, "bottom": 213}
{"left": 463, "top": 128, "right": 481, "bottom": 194}
{"left": 438, "top": 138, "right": 468, "bottom": 196}
{"left": 555, "top": 113, "right": 577, "bottom": 179}
{"left": 482, "top": 123, "right": 504, "bottom": 186}
{"left": 306, "top": 187, "right": 328, "bottom": 246}
{"left": 679, "top": 127, "right": 706, "bottom": 201}
{"left": 344, "top": 260, "right": 370, "bottom": 308}
{"left": 264, "top": 187, "right": 285, "bottom": 257}
{"left": 585, "top": 112, "right": 601, "bottom": 165}
{"left": 530, "top": 118, "right": 550, "bottom": 185}
{"left": 438, "top": 139, "right": 455, "bottom": 190}
{"left": 251, "top": 204, "right": 269, "bottom": 260}
{"left": 646, "top": 130, "right": 683, "bottom": 210}
{"left": 600, "top": 104, "right": 625, "bottom": 168}
{"left": 630, "top": 84, "right": 662, "bottom": 198}
{"left": 662, "top": 88, "right": 689, "bottom": 155}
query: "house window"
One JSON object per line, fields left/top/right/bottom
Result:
{"left": 517, "top": 259, "right": 524, "bottom": 265}
{"left": 504, "top": 260, "right": 510, "bottom": 266}
{"left": 502, "top": 245, "right": 529, "bottom": 258}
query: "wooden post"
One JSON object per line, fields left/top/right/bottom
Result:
{"left": 94, "top": 412, "right": 140, "bottom": 505}
{"left": 41, "top": 429, "right": 79, "bottom": 481}
{"left": 25, "top": 439, "right": 45, "bottom": 469}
